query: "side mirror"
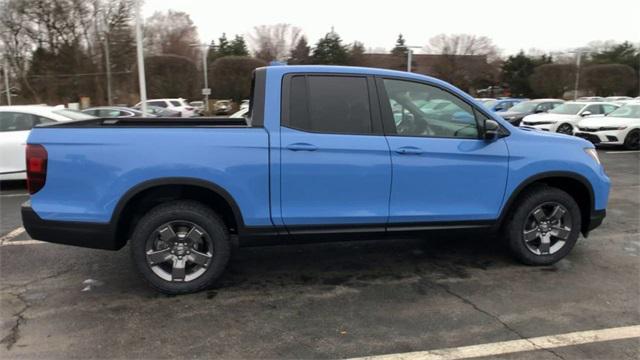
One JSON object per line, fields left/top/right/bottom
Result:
{"left": 581, "top": 111, "right": 592, "bottom": 117}
{"left": 534, "top": 108, "right": 546, "bottom": 113}
{"left": 484, "top": 119, "right": 501, "bottom": 141}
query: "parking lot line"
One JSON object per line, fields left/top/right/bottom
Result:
{"left": 351, "top": 325, "right": 640, "bottom": 360}
{"left": 1, "top": 239, "right": 44, "bottom": 246}
{"left": 605, "top": 150, "right": 640, "bottom": 154}
{"left": 0, "top": 226, "right": 26, "bottom": 244}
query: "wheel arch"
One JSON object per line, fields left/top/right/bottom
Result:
{"left": 111, "top": 177, "right": 245, "bottom": 248}
{"left": 498, "top": 171, "right": 595, "bottom": 235}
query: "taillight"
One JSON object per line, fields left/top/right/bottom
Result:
{"left": 26, "top": 144, "right": 48, "bottom": 195}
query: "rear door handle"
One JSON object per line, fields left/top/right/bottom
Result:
{"left": 394, "top": 146, "right": 423, "bottom": 155}
{"left": 286, "top": 142, "right": 318, "bottom": 152}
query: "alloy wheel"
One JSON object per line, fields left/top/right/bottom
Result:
{"left": 522, "top": 202, "right": 572, "bottom": 255}
{"left": 557, "top": 124, "right": 573, "bottom": 135}
{"left": 145, "top": 221, "right": 213, "bottom": 282}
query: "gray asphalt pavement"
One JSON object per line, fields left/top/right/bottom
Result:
{"left": 1, "top": 150, "right": 638, "bottom": 359}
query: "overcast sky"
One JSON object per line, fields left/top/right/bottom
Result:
{"left": 144, "top": 0, "right": 640, "bottom": 56}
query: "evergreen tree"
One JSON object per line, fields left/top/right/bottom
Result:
{"left": 391, "top": 34, "right": 408, "bottom": 56}
{"left": 217, "top": 33, "right": 230, "bottom": 56}
{"left": 206, "top": 40, "right": 218, "bottom": 63}
{"left": 348, "top": 41, "right": 366, "bottom": 66}
{"left": 502, "top": 51, "right": 552, "bottom": 97}
{"left": 229, "top": 35, "right": 249, "bottom": 56}
{"left": 311, "top": 30, "right": 349, "bottom": 65}
{"left": 289, "top": 37, "right": 311, "bottom": 64}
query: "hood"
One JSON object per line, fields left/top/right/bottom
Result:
{"left": 578, "top": 116, "right": 640, "bottom": 128}
{"left": 522, "top": 113, "right": 578, "bottom": 123}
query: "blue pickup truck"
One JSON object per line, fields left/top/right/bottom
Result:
{"left": 22, "top": 65, "right": 610, "bottom": 294}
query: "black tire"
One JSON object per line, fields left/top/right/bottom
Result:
{"left": 624, "top": 129, "right": 640, "bottom": 150}
{"left": 130, "top": 200, "right": 230, "bottom": 294}
{"left": 504, "top": 185, "right": 581, "bottom": 265}
{"left": 556, "top": 123, "right": 573, "bottom": 135}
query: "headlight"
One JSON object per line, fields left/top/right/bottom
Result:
{"left": 599, "top": 126, "right": 627, "bottom": 131}
{"left": 584, "top": 148, "right": 600, "bottom": 165}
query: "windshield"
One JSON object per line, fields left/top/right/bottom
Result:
{"left": 509, "top": 101, "right": 538, "bottom": 113}
{"left": 549, "top": 103, "right": 584, "bottom": 115}
{"left": 53, "top": 109, "right": 96, "bottom": 120}
{"left": 606, "top": 104, "right": 640, "bottom": 119}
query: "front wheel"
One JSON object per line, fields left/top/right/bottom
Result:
{"left": 624, "top": 129, "right": 640, "bottom": 150}
{"left": 556, "top": 123, "right": 574, "bottom": 135}
{"left": 130, "top": 200, "right": 231, "bottom": 294}
{"left": 504, "top": 185, "right": 581, "bottom": 265}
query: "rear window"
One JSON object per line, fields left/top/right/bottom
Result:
{"left": 52, "top": 109, "right": 96, "bottom": 120}
{"left": 170, "top": 101, "right": 182, "bottom": 107}
{"left": 286, "top": 75, "right": 372, "bottom": 134}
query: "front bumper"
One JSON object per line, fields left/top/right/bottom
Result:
{"left": 21, "top": 202, "right": 122, "bottom": 250}
{"left": 575, "top": 131, "right": 624, "bottom": 145}
{"left": 585, "top": 209, "right": 606, "bottom": 236}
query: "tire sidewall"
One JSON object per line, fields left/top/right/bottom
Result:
{"left": 624, "top": 129, "right": 640, "bottom": 150}
{"left": 130, "top": 201, "right": 230, "bottom": 294}
{"left": 507, "top": 187, "right": 582, "bottom": 265}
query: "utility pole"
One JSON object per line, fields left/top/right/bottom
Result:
{"left": 573, "top": 52, "right": 582, "bottom": 101}
{"left": 98, "top": 16, "right": 113, "bottom": 105}
{"left": 134, "top": 0, "right": 147, "bottom": 114}
{"left": 3, "top": 56, "right": 10, "bottom": 105}
{"left": 190, "top": 43, "right": 212, "bottom": 113}
{"left": 406, "top": 46, "right": 421, "bottom": 72}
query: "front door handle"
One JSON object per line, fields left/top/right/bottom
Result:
{"left": 394, "top": 146, "right": 423, "bottom": 155}
{"left": 286, "top": 142, "right": 318, "bottom": 152}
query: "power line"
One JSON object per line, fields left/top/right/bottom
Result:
{"left": 26, "top": 70, "right": 132, "bottom": 78}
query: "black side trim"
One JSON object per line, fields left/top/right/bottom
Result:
{"left": 496, "top": 171, "right": 596, "bottom": 231}
{"left": 0, "top": 170, "right": 26, "bottom": 175}
{"left": 39, "top": 117, "right": 249, "bottom": 128}
{"left": 111, "top": 177, "right": 247, "bottom": 232}
{"left": 239, "top": 220, "right": 495, "bottom": 247}
{"left": 21, "top": 202, "right": 120, "bottom": 250}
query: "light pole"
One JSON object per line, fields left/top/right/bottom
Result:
{"left": 97, "top": 14, "right": 112, "bottom": 105}
{"left": 134, "top": 0, "right": 148, "bottom": 115}
{"left": 568, "top": 49, "right": 590, "bottom": 100}
{"left": 406, "top": 46, "right": 421, "bottom": 72}
{"left": 3, "top": 56, "right": 10, "bottom": 105}
{"left": 190, "top": 43, "right": 213, "bottom": 113}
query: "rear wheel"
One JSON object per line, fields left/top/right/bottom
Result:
{"left": 130, "top": 200, "right": 230, "bottom": 294}
{"left": 624, "top": 129, "right": 640, "bottom": 150}
{"left": 556, "top": 123, "right": 573, "bottom": 135}
{"left": 504, "top": 185, "right": 581, "bottom": 265}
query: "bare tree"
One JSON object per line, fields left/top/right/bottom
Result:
{"left": 529, "top": 63, "right": 576, "bottom": 98}
{"left": 144, "top": 10, "right": 200, "bottom": 62}
{"left": 424, "top": 33, "right": 500, "bottom": 92}
{"left": 425, "top": 33, "right": 500, "bottom": 61}
{"left": 248, "top": 24, "right": 302, "bottom": 62}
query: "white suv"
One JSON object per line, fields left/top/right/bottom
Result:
{"left": 520, "top": 101, "right": 619, "bottom": 135}
{"left": 134, "top": 98, "right": 196, "bottom": 117}
{"left": 575, "top": 102, "right": 640, "bottom": 150}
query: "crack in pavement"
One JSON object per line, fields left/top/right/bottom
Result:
{"left": 0, "top": 292, "right": 29, "bottom": 350}
{"left": 437, "top": 283, "right": 567, "bottom": 360}
{"left": 0, "top": 267, "right": 73, "bottom": 292}
{"left": 0, "top": 267, "right": 73, "bottom": 350}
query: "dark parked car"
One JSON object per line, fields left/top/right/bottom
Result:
{"left": 500, "top": 99, "right": 565, "bottom": 126}
{"left": 82, "top": 106, "right": 154, "bottom": 118}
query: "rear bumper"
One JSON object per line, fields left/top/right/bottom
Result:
{"left": 21, "top": 202, "right": 122, "bottom": 250}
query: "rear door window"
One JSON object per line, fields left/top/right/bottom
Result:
{"left": 285, "top": 75, "right": 373, "bottom": 135}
